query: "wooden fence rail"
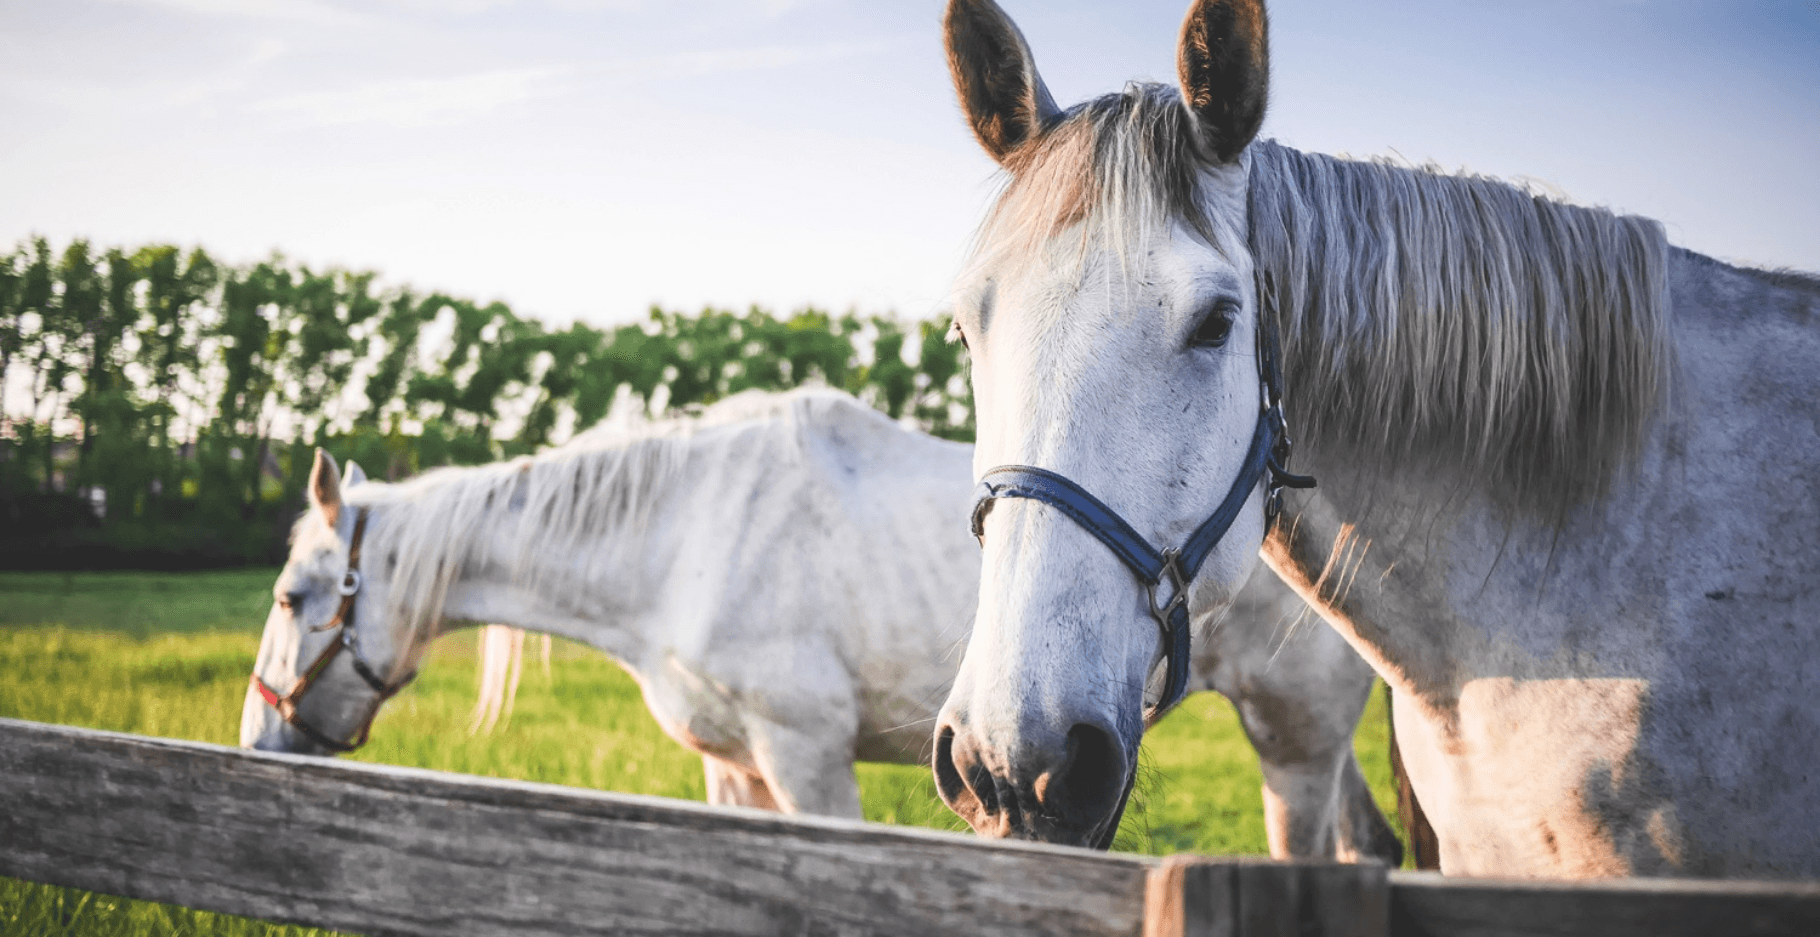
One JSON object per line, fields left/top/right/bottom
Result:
{"left": 3, "top": 718, "right": 1818, "bottom": 937}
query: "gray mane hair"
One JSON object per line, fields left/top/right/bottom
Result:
{"left": 1247, "top": 140, "right": 1670, "bottom": 517}
{"left": 343, "top": 388, "right": 851, "bottom": 649}
{"left": 967, "top": 79, "right": 1671, "bottom": 520}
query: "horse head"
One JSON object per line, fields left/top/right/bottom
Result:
{"left": 933, "top": 0, "right": 1277, "bottom": 847}
{"left": 241, "top": 449, "right": 417, "bottom": 755}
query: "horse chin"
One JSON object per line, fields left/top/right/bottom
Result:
{"left": 959, "top": 791, "right": 1133, "bottom": 850}
{"left": 248, "top": 726, "right": 334, "bottom": 757}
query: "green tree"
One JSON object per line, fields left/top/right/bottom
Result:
{"left": 0, "top": 247, "right": 22, "bottom": 448}
{"left": 12, "top": 239, "right": 69, "bottom": 491}
{"left": 915, "top": 314, "right": 973, "bottom": 441}
{"left": 360, "top": 288, "right": 435, "bottom": 432}
{"left": 204, "top": 259, "right": 295, "bottom": 522}
{"left": 864, "top": 318, "right": 918, "bottom": 420}
{"left": 516, "top": 322, "right": 603, "bottom": 451}
{"left": 132, "top": 245, "right": 219, "bottom": 512}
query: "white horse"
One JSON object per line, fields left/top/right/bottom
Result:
{"left": 935, "top": 0, "right": 1820, "bottom": 878}
{"left": 240, "top": 388, "right": 1399, "bottom": 861}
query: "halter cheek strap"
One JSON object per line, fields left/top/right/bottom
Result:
{"left": 968, "top": 274, "right": 1314, "bottom": 727}
{"left": 250, "top": 508, "right": 417, "bottom": 752}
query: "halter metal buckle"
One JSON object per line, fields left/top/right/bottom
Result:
{"left": 1145, "top": 549, "right": 1189, "bottom": 627}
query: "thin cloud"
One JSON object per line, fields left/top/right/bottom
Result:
{"left": 0, "top": 37, "right": 290, "bottom": 115}
{"left": 91, "top": 0, "right": 370, "bottom": 28}
{"left": 250, "top": 41, "right": 888, "bottom": 128}
{"left": 614, "top": 41, "right": 887, "bottom": 82}
{"left": 252, "top": 65, "right": 573, "bottom": 128}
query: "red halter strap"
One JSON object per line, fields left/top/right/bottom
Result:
{"left": 249, "top": 509, "right": 412, "bottom": 753}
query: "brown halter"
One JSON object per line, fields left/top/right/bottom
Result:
{"left": 249, "top": 508, "right": 416, "bottom": 753}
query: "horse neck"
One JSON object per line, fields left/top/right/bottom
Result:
{"left": 385, "top": 449, "right": 700, "bottom": 665}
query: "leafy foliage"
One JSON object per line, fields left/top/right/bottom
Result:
{"left": 0, "top": 238, "right": 973, "bottom": 568}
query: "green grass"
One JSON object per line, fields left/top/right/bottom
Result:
{"left": 0, "top": 570, "right": 1403, "bottom": 935}
{"left": 0, "top": 570, "right": 280, "bottom": 638}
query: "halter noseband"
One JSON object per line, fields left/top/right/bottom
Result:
{"left": 968, "top": 274, "right": 1315, "bottom": 727}
{"left": 250, "top": 508, "right": 417, "bottom": 753}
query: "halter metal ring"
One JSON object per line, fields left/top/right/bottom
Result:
{"left": 339, "top": 569, "right": 363, "bottom": 596}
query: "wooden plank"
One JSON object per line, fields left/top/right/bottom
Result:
{"left": 1388, "top": 870, "right": 1820, "bottom": 937}
{"left": 1144, "top": 856, "right": 1388, "bottom": 937}
{"left": 0, "top": 718, "right": 1152, "bottom": 937}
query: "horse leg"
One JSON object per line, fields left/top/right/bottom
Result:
{"left": 702, "top": 755, "right": 782, "bottom": 812}
{"left": 1254, "top": 752, "right": 1344, "bottom": 859}
{"left": 1386, "top": 684, "right": 1441, "bottom": 869}
{"left": 1336, "top": 752, "right": 1406, "bottom": 867}
{"left": 1246, "top": 706, "right": 1404, "bottom": 866}
{"left": 1232, "top": 656, "right": 1404, "bottom": 866}
{"left": 742, "top": 719, "right": 864, "bottom": 820}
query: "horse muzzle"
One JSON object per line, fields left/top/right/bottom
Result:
{"left": 933, "top": 708, "right": 1135, "bottom": 849}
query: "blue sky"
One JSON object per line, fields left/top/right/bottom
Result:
{"left": 2, "top": 0, "right": 1815, "bottom": 327}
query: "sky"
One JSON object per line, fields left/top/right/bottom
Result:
{"left": 2, "top": 0, "right": 1816, "bottom": 329}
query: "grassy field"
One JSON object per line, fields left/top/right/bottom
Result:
{"left": 0, "top": 569, "right": 1403, "bottom": 936}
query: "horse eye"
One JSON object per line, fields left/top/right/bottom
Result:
{"left": 1189, "top": 304, "right": 1237, "bottom": 349}
{"left": 950, "top": 323, "right": 970, "bottom": 351}
{"left": 280, "top": 592, "right": 304, "bottom": 613}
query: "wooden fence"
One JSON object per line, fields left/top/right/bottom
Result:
{"left": 3, "top": 718, "right": 1818, "bottom": 937}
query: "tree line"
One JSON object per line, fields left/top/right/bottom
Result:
{"left": 0, "top": 237, "right": 972, "bottom": 569}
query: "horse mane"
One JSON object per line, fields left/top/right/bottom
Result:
{"left": 1247, "top": 140, "right": 1670, "bottom": 516}
{"left": 970, "top": 80, "right": 1671, "bottom": 519}
{"left": 348, "top": 387, "right": 867, "bottom": 648}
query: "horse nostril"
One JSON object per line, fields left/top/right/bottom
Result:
{"left": 934, "top": 725, "right": 967, "bottom": 804}
{"left": 1034, "top": 723, "right": 1125, "bottom": 821}
{"left": 934, "top": 723, "right": 1000, "bottom": 822}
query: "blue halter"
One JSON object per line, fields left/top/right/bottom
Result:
{"left": 968, "top": 276, "right": 1314, "bottom": 726}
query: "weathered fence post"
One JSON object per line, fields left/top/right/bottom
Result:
{"left": 1144, "top": 856, "right": 1388, "bottom": 937}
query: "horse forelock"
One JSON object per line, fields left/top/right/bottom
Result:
{"left": 971, "top": 82, "right": 1239, "bottom": 282}
{"left": 1246, "top": 140, "right": 1672, "bottom": 519}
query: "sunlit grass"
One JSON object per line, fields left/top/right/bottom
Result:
{"left": 0, "top": 570, "right": 1402, "bottom": 935}
{"left": 0, "top": 569, "right": 279, "bottom": 638}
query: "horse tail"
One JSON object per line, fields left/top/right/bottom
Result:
{"left": 1386, "top": 683, "right": 1442, "bottom": 869}
{"left": 470, "top": 624, "right": 526, "bottom": 735}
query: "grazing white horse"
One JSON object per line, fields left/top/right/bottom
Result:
{"left": 240, "top": 388, "right": 1399, "bottom": 861}
{"left": 935, "top": 0, "right": 1820, "bottom": 878}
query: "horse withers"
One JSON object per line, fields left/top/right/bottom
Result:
{"left": 241, "top": 388, "right": 1399, "bottom": 863}
{"left": 936, "top": 0, "right": 1820, "bottom": 877}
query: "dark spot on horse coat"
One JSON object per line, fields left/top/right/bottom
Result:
{"left": 1538, "top": 820, "right": 1559, "bottom": 859}
{"left": 1705, "top": 588, "right": 1733, "bottom": 600}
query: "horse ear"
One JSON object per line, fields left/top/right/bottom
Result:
{"left": 343, "top": 459, "right": 368, "bottom": 489}
{"left": 309, "top": 448, "right": 342, "bottom": 529}
{"left": 944, "top": 0, "right": 1062, "bottom": 165}
{"left": 1177, "top": 0, "right": 1270, "bottom": 163}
